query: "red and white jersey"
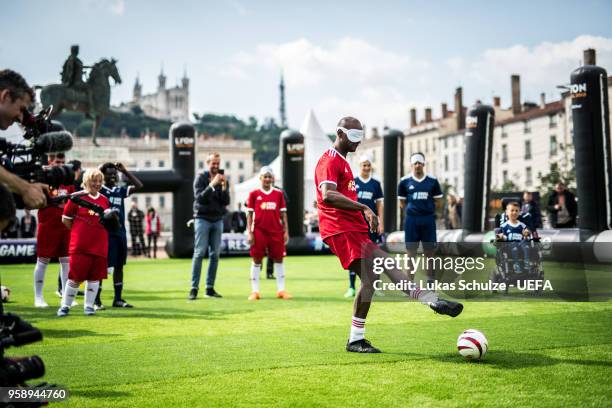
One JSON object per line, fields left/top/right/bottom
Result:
{"left": 315, "top": 147, "right": 368, "bottom": 239}
{"left": 62, "top": 193, "right": 110, "bottom": 257}
{"left": 247, "top": 187, "right": 286, "bottom": 234}
{"left": 38, "top": 184, "right": 76, "bottom": 226}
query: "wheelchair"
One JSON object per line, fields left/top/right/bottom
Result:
{"left": 490, "top": 212, "right": 544, "bottom": 295}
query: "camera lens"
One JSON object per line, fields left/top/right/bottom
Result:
{"left": 0, "top": 355, "right": 45, "bottom": 385}
{"left": 41, "top": 165, "right": 75, "bottom": 188}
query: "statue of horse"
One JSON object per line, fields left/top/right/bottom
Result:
{"left": 40, "top": 58, "right": 121, "bottom": 146}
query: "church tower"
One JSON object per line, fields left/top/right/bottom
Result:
{"left": 181, "top": 67, "right": 189, "bottom": 89}
{"left": 133, "top": 74, "right": 142, "bottom": 101}
{"left": 158, "top": 67, "right": 166, "bottom": 90}
{"left": 279, "top": 71, "right": 287, "bottom": 127}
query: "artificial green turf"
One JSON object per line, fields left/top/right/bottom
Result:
{"left": 2, "top": 256, "right": 611, "bottom": 407}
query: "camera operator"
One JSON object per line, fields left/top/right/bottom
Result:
{"left": 32, "top": 152, "right": 75, "bottom": 308}
{"left": 0, "top": 69, "right": 49, "bottom": 210}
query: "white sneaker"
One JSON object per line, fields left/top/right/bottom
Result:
{"left": 34, "top": 299, "right": 49, "bottom": 308}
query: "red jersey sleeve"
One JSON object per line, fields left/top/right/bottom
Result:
{"left": 316, "top": 156, "right": 340, "bottom": 190}
{"left": 279, "top": 191, "right": 287, "bottom": 211}
{"left": 246, "top": 191, "right": 255, "bottom": 212}
{"left": 63, "top": 199, "right": 77, "bottom": 219}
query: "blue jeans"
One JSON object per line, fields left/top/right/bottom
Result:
{"left": 190, "top": 218, "right": 223, "bottom": 289}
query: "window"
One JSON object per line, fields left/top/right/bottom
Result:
{"left": 132, "top": 196, "right": 138, "bottom": 204}
{"left": 503, "top": 170, "right": 508, "bottom": 183}
{"left": 452, "top": 136, "right": 457, "bottom": 147}
{"left": 453, "top": 153, "right": 458, "bottom": 171}
{"left": 454, "top": 177, "right": 458, "bottom": 189}
{"left": 238, "top": 161, "right": 244, "bottom": 170}
{"left": 158, "top": 160, "right": 165, "bottom": 168}
{"left": 444, "top": 139, "right": 448, "bottom": 149}
{"left": 501, "top": 144, "right": 508, "bottom": 163}
{"left": 549, "top": 114, "right": 557, "bottom": 129}
{"left": 145, "top": 196, "right": 152, "bottom": 208}
{"left": 239, "top": 175, "right": 245, "bottom": 183}
{"left": 526, "top": 167, "right": 532, "bottom": 187}
{"left": 159, "top": 195, "right": 165, "bottom": 209}
{"left": 524, "top": 120, "right": 531, "bottom": 134}
{"left": 444, "top": 155, "right": 449, "bottom": 171}
{"left": 417, "top": 141, "right": 421, "bottom": 152}
{"left": 524, "top": 140, "right": 532, "bottom": 159}
{"left": 549, "top": 135, "right": 558, "bottom": 156}
{"left": 198, "top": 160, "right": 204, "bottom": 169}
{"left": 144, "top": 160, "right": 151, "bottom": 168}
{"left": 225, "top": 161, "right": 231, "bottom": 169}
{"left": 501, "top": 125, "right": 507, "bottom": 138}
{"left": 425, "top": 139, "right": 429, "bottom": 153}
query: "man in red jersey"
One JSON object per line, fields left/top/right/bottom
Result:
{"left": 32, "top": 153, "right": 75, "bottom": 308}
{"left": 315, "top": 116, "right": 463, "bottom": 353}
{"left": 58, "top": 169, "right": 110, "bottom": 317}
{"left": 246, "top": 166, "right": 291, "bottom": 300}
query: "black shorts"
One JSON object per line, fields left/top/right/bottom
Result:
{"left": 108, "top": 233, "right": 128, "bottom": 267}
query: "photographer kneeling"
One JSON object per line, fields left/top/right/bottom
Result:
{"left": 0, "top": 69, "right": 49, "bottom": 211}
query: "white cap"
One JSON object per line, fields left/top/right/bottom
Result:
{"left": 359, "top": 154, "right": 372, "bottom": 164}
{"left": 410, "top": 153, "right": 425, "bottom": 164}
{"left": 259, "top": 166, "right": 274, "bottom": 176}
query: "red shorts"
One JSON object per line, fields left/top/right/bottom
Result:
{"left": 250, "top": 229, "right": 285, "bottom": 260}
{"left": 69, "top": 253, "right": 108, "bottom": 282}
{"left": 36, "top": 223, "right": 70, "bottom": 258}
{"left": 324, "top": 231, "right": 374, "bottom": 270}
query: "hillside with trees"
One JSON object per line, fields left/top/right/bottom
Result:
{"left": 57, "top": 110, "right": 284, "bottom": 166}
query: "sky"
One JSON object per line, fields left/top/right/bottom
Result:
{"left": 3, "top": 0, "right": 612, "bottom": 133}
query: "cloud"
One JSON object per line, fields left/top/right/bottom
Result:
{"left": 77, "top": 0, "right": 125, "bottom": 15}
{"left": 108, "top": 0, "right": 125, "bottom": 15}
{"left": 226, "top": 0, "right": 247, "bottom": 16}
{"left": 219, "top": 35, "right": 612, "bottom": 131}
{"left": 228, "top": 37, "right": 430, "bottom": 88}
{"left": 464, "top": 35, "right": 612, "bottom": 98}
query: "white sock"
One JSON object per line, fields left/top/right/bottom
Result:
{"left": 61, "top": 281, "right": 79, "bottom": 308}
{"left": 85, "top": 280, "right": 100, "bottom": 309}
{"left": 59, "top": 257, "right": 70, "bottom": 292}
{"left": 250, "top": 263, "right": 261, "bottom": 293}
{"left": 274, "top": 263, "right": 285, "bottom": 292}
{"left": 409, "top": 288, "right": 438, "bottom": 304}
{"left": 349, "top": 316, "right": 366, "bottom": 343}
{"left": 33, "top": 258, "right": 49, "bottom": 301}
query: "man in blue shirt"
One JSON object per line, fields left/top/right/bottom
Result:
{"left": 98, "top": 162, "right": 143, "bottom": 309}
{"left": 397, "top": 152, "right": 443, "bottom": 283}
{"left": 345, "top": 155, "right": 384, "bottom": 298}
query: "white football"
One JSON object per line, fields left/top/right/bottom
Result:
{"left": 457, "top": 329, "right": 488, "bottom": 360}
{"left": 1, "top": 286, "right": 10, "bottom": 303}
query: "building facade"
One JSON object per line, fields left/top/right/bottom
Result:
{"left": 118, "top": 70, "right": 190, "bottom": 122}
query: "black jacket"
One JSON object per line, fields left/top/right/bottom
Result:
{"left": 193, "top": 171, "right": 230, "bottom": 221}
{"left": 547, "top": 190, "right": 577, "bottom": 227}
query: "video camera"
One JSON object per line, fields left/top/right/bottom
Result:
{"left": 49, "top": 191, "right": 122, "bottom": 233}
{"left": 0, "top": 106, "right": 75, "bottom": 208}
{"left": 0, "top": 314, "right": 44, "bottom": 386}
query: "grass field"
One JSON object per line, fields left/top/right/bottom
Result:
{"left": 2, "top": 256, "right": 612, "bottom": 407}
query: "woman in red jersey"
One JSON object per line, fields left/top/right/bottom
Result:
{"left": 58, "top": 169, "right": 110, "bottom": 317}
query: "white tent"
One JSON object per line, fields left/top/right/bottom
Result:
{"left": 234, "top": 109, "right": 331, "bottom": 211}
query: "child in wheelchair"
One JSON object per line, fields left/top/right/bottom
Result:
{"left": 496, "top": 202, "right": 532, "bottom": 273}
{"left": 492, "top": 200, "right": 544, "bottom": 290}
